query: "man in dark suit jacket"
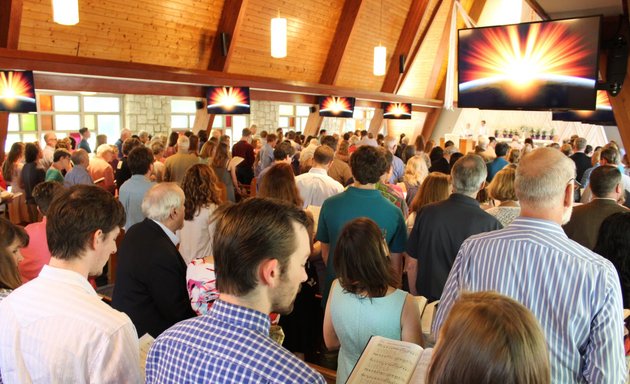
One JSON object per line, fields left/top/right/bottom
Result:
{"left": 564, "top": 165, "right": 628, "bottom": 250}
{"left": 112, "top": 182, "right": 196, "bottom": 337}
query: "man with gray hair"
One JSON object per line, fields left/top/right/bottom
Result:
{"left": 63, "top": 149, "right": 93, "bottom": 187}
{"left": 164, "top": 135, "right": 199, "bottom": 185}
{"left": 112, "top": 182, "right": 196, "bottom": 337}
{"left": 89, "top": 144, "right": 116, "bottom": 194}
{"left": 41, "top": 132, "right": 57, "bottom": 169}
{"left": 434, "top": 148, "right": 626, "bottom": 383}
{"left": 406, "top": 154, "right": 501, "bottom": 301}
{"left": 384, "top": 135, "right": 405, "bottom": 183}
{"left": 570, "top": 137, "right": 591, "bottom": 184}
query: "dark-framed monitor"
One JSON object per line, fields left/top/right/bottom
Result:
{"left": 382, "top": 102, "right": 412, "bottom": 119}
{"left": 552, "top": 90, "right": 616, "bottom": 125}
{"left": 318, "top": 96, "right": 356, "bottom": 118}
{"left": 0, "top": 70, "right": 37, "bottom": 113}
{"left": 458, "top": 16, "right": 601, "bottom": 110}
{"left": 206, "top": 86, "right": 251, "bottom": 115}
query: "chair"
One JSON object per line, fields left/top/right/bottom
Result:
{"left": 250, "top": 178, "right": 257, "bottom": 197}
{"left": 306, "top": 362, "right": 337, "bottom": 384}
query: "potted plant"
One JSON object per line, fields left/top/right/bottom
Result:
{"left": 542, "top": 130, "right": 548, "bottom": 140}
{"left": 535, "top": 129, "right": 541, "bottom": 139}
{"left": 502, "top": 129, "right": 508, "bottom": 138}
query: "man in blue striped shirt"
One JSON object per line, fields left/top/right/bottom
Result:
{"left": 434, "top": 147, "right": 626, "bottom": 383}
{"left": 146, "top": 198, "right": 325, "bottom": 383}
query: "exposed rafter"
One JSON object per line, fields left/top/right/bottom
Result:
{"left": 381, "top": 0, "right": 431, "bottom": 93}
{"left": 523, "top": 0, "right": 550, "bottom": 20}
{"left": 208, "top": 0, "right": 249, "bottom": 72}
{"left": 420, "top": 0, "right": 488, "bottom": 140}
{"left": 319, "top": 0, "right": 364, "bottom": 85}
{"left": 0, "top": 0, "right": 23, "bottom": 161}
{"left": 394, "top": 0, "right": 444, "bottom": 94}
{"left": 423, "top": 1, "right": 456, "bottom": 99}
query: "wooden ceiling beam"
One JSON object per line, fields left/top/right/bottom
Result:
{"left": 208, "top": 0, "right": 248, "bottom": 72}
{"left": 381, "top": 0, "right": 431, "bottom": 93}
{"left": 319, "top": 0, "right": 364, "bottom": 85}
{"left": 0, "top": 0, "right": 23, "bottom": 163}
{"left": 395, "top": 0, "right": 444, "bottom": 93}
{"left": 523, "top": 0, "right": 550, "bottom": 20}
{"left": 0, "top": 48, "right": 441, "bottom": 107}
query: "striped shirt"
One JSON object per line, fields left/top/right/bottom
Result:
{"left": 146, "top": 300, "right": 325, "bottom": 383}
{"left": 433, "top": 217, "right": 627, "bottom": 384}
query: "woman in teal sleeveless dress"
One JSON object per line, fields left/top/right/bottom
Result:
{"left": 323, "top": 218, "right": 423, "bottom": 383}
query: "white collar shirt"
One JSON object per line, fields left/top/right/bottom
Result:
{"left": 0, "top": 265, "right": 142, "bottom": 383}
{"left": 295, "top": 167, "right": 344, "bottom": 208}
{"left": 151, "top": 219, "right": 180, "bottom": 246}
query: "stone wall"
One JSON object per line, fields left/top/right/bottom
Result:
{"left": 250, "top": 100, "right": 279, "bottom": 132}
{"left": 123, "top": 95, "right": 171, "bottom": 135}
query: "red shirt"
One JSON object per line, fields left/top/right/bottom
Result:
{"left": 19, "top": 217, "right": 52, "bottom": 283}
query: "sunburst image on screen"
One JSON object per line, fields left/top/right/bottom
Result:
{"left": 319, "top": 96, "right": 356, "bottom": 118}
{"left": 0, "top": 70, "right": 37, "bottom": 113}
{"left": 383, "top": 102, "right": 412, "bottom": 119}
{"left": 458, "top": 16, "right": 600, "bottom": 110}
{"left": 206, "top": 86, "right": 251, "bottom": 115}
{"left": 552, "top": 91, "right": 615, "bottom": 124}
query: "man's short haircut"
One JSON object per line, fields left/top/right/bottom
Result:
{"left": 601, "top": 147, "right": 620, "bottom": 165}
{"left": 444, "top": 140, "right": 454, "bottom": 148}
{"left": 574, "top": 137, "right": 587, "bottom": 151}
{"left": 495, "top": 142, "right": 510, "bottom": 157}
{"left": 314, "top": 145, "right": 335, "bottom": 165}
{"left": 241, "top": 128, "right": 252, "bottom": 137}
{"left": 384, "top": 136, "right": 397, "bottom": 149}
{"left": 273, "top": 141, "right": 295, "bottom": 160}
{"left": 32, "top": 181, "right": 63, "bottom": 215}
{"left": 477, "top": 136, "right": 489, "bottom": 149}
{"left": 515, "top": 147, "right": 575, "bottom": 208}
{"left": 79, "top": 127, "right": 88, "bottom": 135}
{"left": 47, "top": 185, "right": 125, "bottom": 261}
{"left": 266, "top": 133, "right": 277, "bottom": 143}
{"left": 177, "top": 135, "right": 190, "bottom": 151}
{"left": 350, "top": 145, "right": 388, "bottom": 184}
{"left": 127, "top": 146, "right": 154, "bottom": 175}
{"left": 343, "top": 132, "right": 351, "bottom": 141}
{"left": 71, "top": 149, "right": 89, "bottom": 166}
{"left": 320, "top": 135, "right": 338, "bottom": 151}
{"left": 44, "top": 132, "right": 56, "bottom": 142}
{"left": 24, "top": 143, "right": 39, "bottom": 163}
{"left": 122, "top": 137, "right": 142, "bottom": 156}
{"left": 212, "top": 197, "right": 311, "bottom": 296}
{"left": 96, "top": 143, "right": 113, "bottom": 157}
{"left": 451, "top": 154, "right": 487, "bottom": 195}
{"left": 141, "top": 183, "right": 185, "bottom": 223}
{"left": 590, "top": 165, "right": 621, "bottom": 198}
{"left": 53, "top": 149, "right": 71, "bottom": 162}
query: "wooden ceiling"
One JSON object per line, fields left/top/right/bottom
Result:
{"left": 15, "top": 0, "right": 481, "bottom": 100}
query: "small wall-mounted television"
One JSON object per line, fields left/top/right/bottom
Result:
{"left": 206, "top": 86, "right": 251, "bottom": 114}
{"left": 0, "top": 70, "right": 37, "bottom": 113}
{"left": 382, "top": 102, "right": 412, "bottom": 119}
{"left": 552, "top": 91, "right": 616, "bottom": 125}
{"left": 318, "top": 96, "right": 356, "bottom": 118}
{"left": 458, "top": 16, "right": 600, "bottom": 110}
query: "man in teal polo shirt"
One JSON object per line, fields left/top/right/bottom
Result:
{"left": 316, "top": 145, "right": 408, "bottom": 304}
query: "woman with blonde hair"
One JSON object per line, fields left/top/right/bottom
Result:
{"left": 324, "top": 218, "right": 422, "bottom": 383}
{"left": 507, "top": 148, "right": 521, "bottom": 164}
{"left": 427, "top": 291, "right": 550, "bottom": 384}
{"left": 407, "top": 172, "right": 451, "bottom": 233}
{"left": 199, "top": 139, "right": 217, "bottom": 164}
{"left": 0, "top": 217, "right": 29, "bottom": 301}
{"left": 398, "top": 155, "right": 429, "bottom": 207}
{"left": 486, "top": 165, "right": 519, "bottom": 227}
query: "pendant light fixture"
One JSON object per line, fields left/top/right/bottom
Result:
{"left": 271, "top": 11, "right": 287, "bottom": 58}
{"left": 52, "top": 0, "right": 79, "bottom": 25}
{"left": 373, "top": 0, "right": 386, "bottom": 76}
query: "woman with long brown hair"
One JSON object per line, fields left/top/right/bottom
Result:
{"left": 2, "top": 142, "right": 30, "bottom": 225}
{"left": 0, "top": 217, "right": 29, "bottom": 301}
{"left": 181, "top": 164, "right": 224, "bottom": 316}
{"left": 258, "top": 162, "right": 304, "bottom": 208}
{"left": 407, "top": 172, "right": 451, "bottom": 233}
{"left": 324, "top": 218, "right": 422, "bottom": 383}
{"left": 211, "top": 142, "right": 240, "bottom": 203}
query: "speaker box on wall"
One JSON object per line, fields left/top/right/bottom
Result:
{"left": 195, "top": 101, "right": 204, "bottom": 110}
{"left": 399, "top": 55, "right": 406, "bottom": 74}
{"left": 220, "top": 33, "right": 229, "bottom": 57}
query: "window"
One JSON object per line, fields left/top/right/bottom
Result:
{"left": 170, "top": 99, "right": 197, "bottom": 130}
{"left": 278, "top": 104, "right": 310, "bottom": 132}
{"left": 320, "top": 106, "right": 376, "bottom": 134}
{"left": 210, "top": 115, "right": 250, "bottom": 147}
{"left": 6, "top": 92, "right": 123, "bottom": 152}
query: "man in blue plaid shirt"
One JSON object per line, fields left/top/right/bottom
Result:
{"left": 146, "top": 198, "right": 325, "bottom": 383}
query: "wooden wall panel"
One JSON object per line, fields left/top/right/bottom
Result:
{"left": 227, "top": 0, "right": 345, "bottom": 83}
{"left": 18, "top": 0, "right": 223, "bottom": 69}
{"left": 335, "top": 0, "right": 413, "bottom": 92}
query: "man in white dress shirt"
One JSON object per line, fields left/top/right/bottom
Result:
{"left": 0, "top": 185, "right": 142, "bottom": 383}
{"left": 41, "top": 132, "right": 57, "bottom": 169}
{"left": 296, "top": 145, "right": 344, "bottom": 208}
